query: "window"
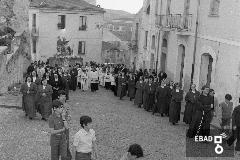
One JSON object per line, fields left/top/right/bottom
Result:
{"left": 144, "top": 31, "right": 148, "bottom": 48}
{"left": 32, "top": 14, "right": 36, "bottom": 27}
{"left": 32, "top": 39, "right": 36, "bottom": 54}
{"left": 166, "top": 0, "right": 171, "bottom": 15}
{"left": 146, "top": 5, "right": 150, "bottom": 15}
{"left": 78, "top": 41, "right": 86, "bottom": 54}
{"left": 79, "top": 16, "right": 87, "bottom": 30}
{"left": 58, "top": 15, "right": 66, "bottom": 29}
{"left": 151, "top": 35, "right": 155, "bottom": 49}
{"left": 209, "top": 0, "right": 220, "bottom": 16}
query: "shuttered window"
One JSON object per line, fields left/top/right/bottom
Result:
{"left": 79, "top": 16, "right": 87, "bottom": 30}
{"left": 78, "top": 41, "right": 86, "bottom": 54}
{"left": 58, "top": 15, "right": 66, "bottom": 29}
{"left": 209, "top": 0, "right": 220, "bottom": 16}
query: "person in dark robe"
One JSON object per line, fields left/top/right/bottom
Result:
{"left": 114, "top": 73, "right": 120, "bottom": 96}
{"left": 61, "top": 71, "right": 70, "bottom": 101}
{"left": 154, "top": 80, "right": 168, "bottom": 116}
{"left": 117, "top": 72, "right": 127, "bottom": 100}
{"left": 158, "top": 71, "right": 167, "bottom": 84}
{"left": 142, "top": 77, "right": 149, "bottom": 110}
{"left": 136, "top": 69, "right": 143, "bottom": 82}
{"left": 70, "top": 65, "right": 78, "bottom": 91}
{"left": 128, "top": 73, "right": 136, "bottom": 101}
{"left": 165, "top": 81, "right": 174, "bottom": 117}
{"left": 134, "top": 76, "right": 144, "bottom": 108}
{"left": 183, "top": 84, "right": 200, "bottom": 124}
{"left": 186, "top": 86, "right": 213, "bottom": 138}
{"left": 31, "top": 70, "right": 42, "bottom": 113}
{"left": 145, "top": 76, "right": 156, "bottom": 112}
{"left": 169, "top": 83, "right": 183, "bottom": 125}
{"left": 27, "top": 63, "right": 35, "bottom": 75}
{"left": 51, "top": 73, "right": 62, "bottom": 101}
{"left": 20, "top": 76, "right": 38, "bottom": 120}
{"left": 37, "top": 78, "right": 53, "bottom": 121}
{"left": 209, "top": 89, "right": 216, "bottom": 123}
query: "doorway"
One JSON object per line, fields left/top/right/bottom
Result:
{"left": 176, "top": 44, "right": 185, "bottom": 86}
{"left": 199, "top": 53, "right": 213, "bottom": 88}
{"left": 161, "top": 39, "right": 168, "bottom": 72}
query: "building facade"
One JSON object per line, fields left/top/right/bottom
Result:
{"left": 29, "top": 0, "right": 105, "bottom": 63}
{"left": 136, "top": 0, "right": 240, "bottom": 105}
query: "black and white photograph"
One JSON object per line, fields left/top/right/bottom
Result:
{"left": 0, "top": 0, "right": 240, "bottom": 159}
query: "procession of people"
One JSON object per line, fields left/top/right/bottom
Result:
{"left": 20, "top": 60, "right": 240, "bottom": 159}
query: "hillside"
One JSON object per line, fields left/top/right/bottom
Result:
{"left": 104, "top": 9, "right": 135, "bottom": 22}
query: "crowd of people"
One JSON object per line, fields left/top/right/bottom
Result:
{"left": 20, "top": 60, "right": 240, "bottom": 159}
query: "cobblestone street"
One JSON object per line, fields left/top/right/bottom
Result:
{"left": 0, "top": 88, "right": 239, "bottom": 160}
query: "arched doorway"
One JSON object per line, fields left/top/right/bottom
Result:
{"left": 161, "top": 39, "right": 168, "bottom": 72}
{"left": 176, "top": 44, "right": 185, "bottom": 86}
{"left": 199, "top": 53, "right": 213, "bottom": 88}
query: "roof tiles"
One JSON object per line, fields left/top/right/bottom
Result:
{"left": 30, "top": 0, "right": 104, "bottom": 12}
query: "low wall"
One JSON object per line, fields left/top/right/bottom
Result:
{"left": 0, "top": 33, "right": 31, "bottom": 94}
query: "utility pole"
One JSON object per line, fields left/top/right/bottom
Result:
{"left": 156, "top": 0, "right": 163, "bottom": 74}
{"left": 191, "top": 0, "right": 200, "bottom": 83}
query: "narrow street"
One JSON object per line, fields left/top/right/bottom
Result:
{"left": 0, "top": 88, "right": 239, "bottom": 160}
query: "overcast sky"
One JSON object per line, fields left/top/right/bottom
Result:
{"left": 97, "top": 0, "right": 143, "bottom": 14}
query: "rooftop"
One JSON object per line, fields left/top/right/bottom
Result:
{"left": 110, "top": 31, "right": 132, "bottom": 42}
{"left": 29, "top": 0, "right": 105, "bottom": 12}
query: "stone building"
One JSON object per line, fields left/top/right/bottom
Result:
{"left": 136, "top": 0, "right": 240, "bottom": 105}
{"left": 28, "top": 0, "right": 105, "bottom": 63}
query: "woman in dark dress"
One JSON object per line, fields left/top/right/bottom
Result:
{"left": 51, "top": 73, "right": 62, "bottom": 101}
{"left": 134, "top": 76, "right": 144, "bottom": 108}
{"left": 169, "top": 83, "right": 183, "bottom": 125}
{"left": 142, "top": 77, "right": 149, "bottom": 110}
{"left": 154, "top": 80, "right": 168, "bottom": 116}
{"left": 187, "top": 86, "right": 213, "bottom": 138}
{"left": 37, "top": 78, "right": 53, "bottom": 121}
{"left": 117, "top": 72, "right": 127, "bottom": 100}
{"left": 20, "top": 76, "right": 38, "bottom": 120}
{"left": 128, "top": 73, "right": 136, "bottom": 101}
{"left": 183, "top": 84, "right": 200, "bottom": 124}
{"left": 165, "top": 81, "right": 174, "bottom": 117}
{"left": 145, "top": 76, "right": 156, "bottom": 112}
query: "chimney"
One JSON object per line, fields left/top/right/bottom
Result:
{"left": 83, "top": 0, "right": 96, "bottom": 5}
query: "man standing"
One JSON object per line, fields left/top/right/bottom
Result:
{"left": 48, "top": 100, "right": 69, "bottom": 160}
{"left": 70, "top": 65, "right": 78, "bottom": 91}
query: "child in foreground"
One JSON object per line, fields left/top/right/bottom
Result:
{"left": 120, "top": 144, "right": 144, "bottom": 160}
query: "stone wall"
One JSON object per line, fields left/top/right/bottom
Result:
{"left": 0, "top": 32, "right": 31, "bottom": 94}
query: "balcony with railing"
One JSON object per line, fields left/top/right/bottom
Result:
{"left": 156, "top": 14, "right": 193, "bottom": 33}
{"left": 31, "top": 26, "right": 39, "bottom": 37}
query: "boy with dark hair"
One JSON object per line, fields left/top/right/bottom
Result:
{"left": 48, "top": 100, "right": 69, "bottom": 160}
{"left": 120, "top": 144, "right": 144, "bottom": 160}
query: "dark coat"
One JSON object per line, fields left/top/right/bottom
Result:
{"left": 51, "top": 79, "right": 62, "bottom": 100}
{"left": 117, "top": 76, "right": 127, "bottom": 97}
{"left": 156, "top": 86, "right": 168, "bottom": 114}
{"left": 187, "top": 94, "right": 213, "bottom": 138}
{"left": 145, "top": 82, "right": 156, "bottom": 111}
{"left": 134, "top": 81, "right": 144, "bottom": 105}
{"left": 37, "top": 85, "right": 53, "bottom": 119}
{"left": 183, "top": 90, "right": 200, "bottom": 124}
{"left": 20, "top": 82, "right": 38, "bottom": 118}
{"left": 128, "top": 78, "right": 136, "bottom": 98}
{"left": 169, "top": 89, "right": 183, "bottom": 123}
{"left": 142, "top": 82, "right": 148, "bottom": 108}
